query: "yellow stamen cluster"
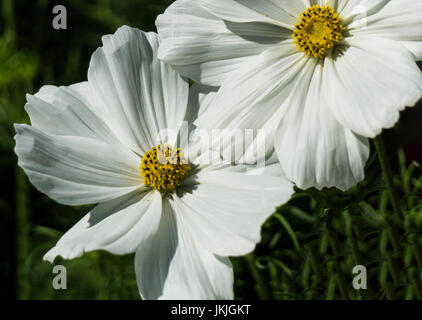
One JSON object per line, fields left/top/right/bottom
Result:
{"left": 293, "top": 4, "right": 344, "bottom": 58}
{"left": 140, "top": 144, "right": 191, "bottom": 193}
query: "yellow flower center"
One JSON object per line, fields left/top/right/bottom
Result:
{"left": 293, "top": 4, "right": 344, "bottom": 58}
{"left": 140, "top": 144, "right": 191, "bottom": 193}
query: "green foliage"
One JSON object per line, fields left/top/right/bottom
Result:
{"left": 244, "top": 149, "right": 422, "bottom": 300}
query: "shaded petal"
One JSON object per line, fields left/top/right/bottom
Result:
{"left": 157, "top": 0, "right": 289, "bottom": 86}
{"left": 14, "top": 124, "right": 141, "bottom": 205}
{"left": 276, "top": 62, "right": 370, "bottom": 191}
{"left": 188, "top": 84, "right": 219, "bottom": 123}
{"left": 187, "top": 85, "right": 279, "bottom": 167}
{"left": 173, "top": 167, "right": 294, "bottom": 256}
{"left": 195, "top": 43, "right": 308, "bottom": 131}
{"left": 135, "top": 200, "right": 233, "bottom": 300}
{"left": 192, "top": 45, "right": 312, "bottom": 168}
{"left": 44, "top": 190, "right": 162, "bottom": 261}
{"left": 400, "top": 41, "right": 422, "bottom": 61}
{"left": 88, "top": 26, "right": 189, "bottom": 153}
{"left": 180, "top": 84, "right": 221, "bottom": 160}
{"left": 324, "top": 36, "right": 422, "bottom": 138}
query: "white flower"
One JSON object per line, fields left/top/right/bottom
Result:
{"left": 157, "top": 0, "right": 422, "bottom": 191}
{"left": 14, "top": 26, "right": 294, "bottom": 299}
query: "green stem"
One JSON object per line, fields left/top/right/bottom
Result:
{"left": 344, "top": 211, "right": 361, "bottom": 265}
{"left": 244, "top": 253, "right": 272, "bottom": 300}
{"left": 373, "top": 135, "right": 403, "bottom": 219}
{"left": 409, "top": 234, "right": 422, "bottom": 298}
{"left": 374, "top": 137, "right": 406, "bottom": 289}
{"left": 307, "top": 244, "right": 322, "bottom": 281}
{"left": 327, "top": 229, "right": 349, "bottom": 299}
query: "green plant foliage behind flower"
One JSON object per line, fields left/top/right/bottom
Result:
{"left": 239, "top": 149, "right": 422, "bottom": 300}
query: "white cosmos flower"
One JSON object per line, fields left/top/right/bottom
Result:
{"left": 14, "top": 26, "right": 294, "bottom": 299}
{"left": 157, "top": 0, "right": 422, "bottom": 191}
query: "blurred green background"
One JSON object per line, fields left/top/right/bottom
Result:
{"left": 1, "top": 0, "right": 422, "bottom": 300}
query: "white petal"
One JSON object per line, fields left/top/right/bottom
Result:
{"left": 135, "top": 199, "right": 233, "bottom": 300}
{"left": 199, "top": 0, "right": 304, "bottom": 27}
{"left": 195, "top": 43, "right": 307, "bottom": 131}
{"left": 348, "top": 0, "right": 422, "bottom": 60}
{"left": 192, "top": 44, "right": 313, "bottom": 168}
{"left": 275, "top": 62, "right": 370, "bottom": 191}
{"left": 172, "top": 167, "right": 294, "bottom": 256}
{"left": 189, "top": 84, "right": 219, "bottom": 120}
{"left": 25, "top": 83, "right": 119, "bottom": 144}
{"left": 88, "top": 26, "right": 189, "bottom": 153}
{"left": 157, "top": 0, "right": 289, "bottom": 86}
{"left": 181, "top": 84, "right": 220, "bottom": 160}
{"left": 324, "top": 36, "right": 422, "bottom": 138}
{"left": 401, "top": 41, "right": 422, "bottom": 61}
{"left": 188, "top": 84, "right": 279, "bottom": 166}
{"left": 14, "top": 124, "right": 141, "bottom": 205}
{"left": 44, "top": 190, "right": 162, "bottom": 261}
